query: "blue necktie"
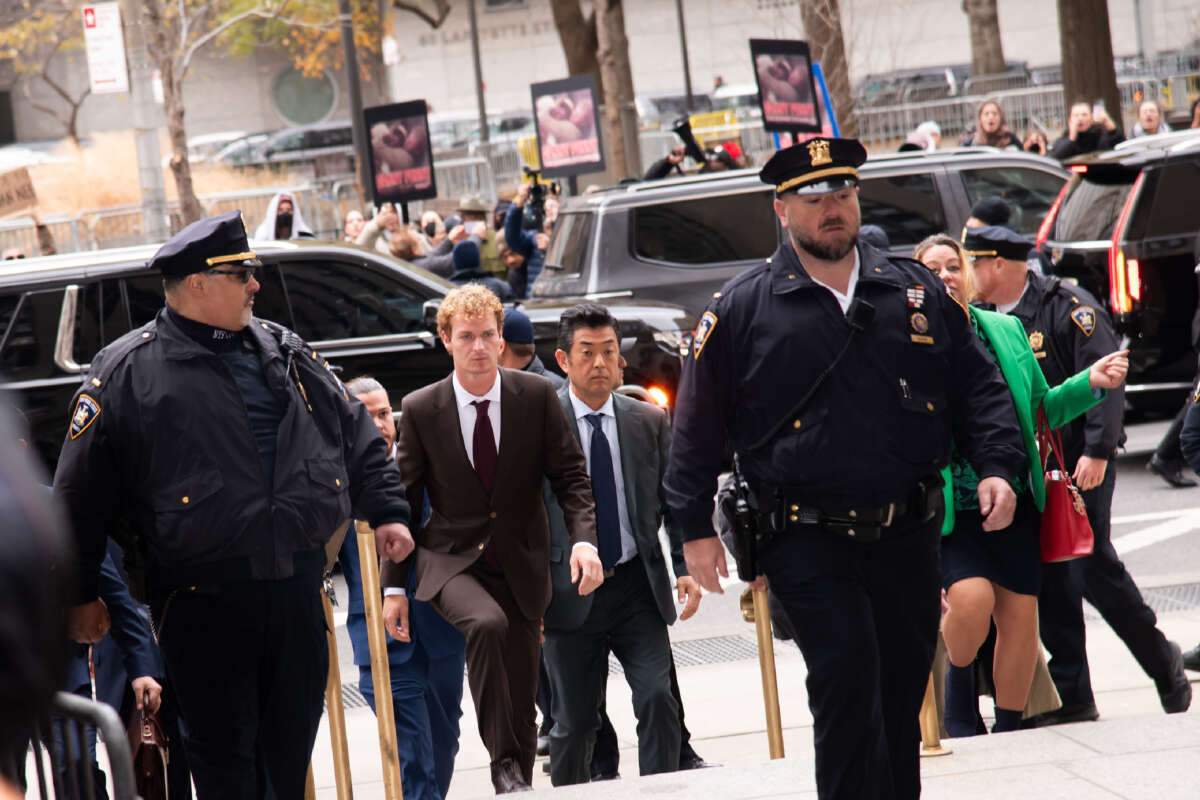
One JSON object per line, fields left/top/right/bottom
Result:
{"left": 585, "top": 413, "right": 622, "bottom": 570}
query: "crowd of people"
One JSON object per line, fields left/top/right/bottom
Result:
{"left": 901, "top": 94, "right": 1200, "bottom": 159}
{"left": 331, "top": 182, "right": 559, "bottom": 302}
{"left": 3, "top": 129, "right": 1200, "bottom": 800}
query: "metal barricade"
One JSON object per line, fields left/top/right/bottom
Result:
{"left": 433, "top": 156, "right": 497, "bottom": 204}
{"left": 86, "top": 204, "right": 185, "bottom": 250}
{"left": 0, "top": 215, "right": 84, "bottom": 257}
{"left": 22, "top": 691, "right": 140, "bottom": 800}
{"left": 470, "top": 141, "right": 525, "bottom": 192}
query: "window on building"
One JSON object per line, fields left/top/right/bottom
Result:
{"left": 631, "top": 191, "right": 777, "bottom": 266}
{"left": 273, "top": 68, "right": 335, "bottom": 126}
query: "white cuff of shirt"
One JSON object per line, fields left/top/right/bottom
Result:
{"left": 572, "top": 542, "right": 599, "bottom": 553}
{"left": 383, "top": 588, "right": 407, "bottom": 597}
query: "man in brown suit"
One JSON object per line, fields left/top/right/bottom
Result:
{"left": 383, "top": 284, "right": 603, "bottom": 793}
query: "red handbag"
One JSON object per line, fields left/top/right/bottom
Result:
{"left": 126, "top": 706, "right": 169, "bottom": 800}
{"left": 1036, "top": 406, "right": 1094, "bottom": 562}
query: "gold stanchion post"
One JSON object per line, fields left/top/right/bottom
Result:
{"left": 322, "top": 585, "right": 355, "bottom": 799}
{"left": 356, "top": 520, "right": 405, "bottom": 799}
{"left": 751, "top": 586, "right": 785, "bottom": 759}
{"left": 918, "top": 671, "right": 952, "bottom": 757}
{"left": 305, "top": 764, "right": 317, "bottom": 800}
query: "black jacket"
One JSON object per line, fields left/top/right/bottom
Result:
{"left": 664, "top": 241, "right": 1025, "bottom": 539}
{"left": 53, "top": 308, "right": 410, "bottom": 602}
{"left": 1007, "top": 271, "right": 1125, "bottom": 466}
{"left": 1049, "top": 124, "right": 1125, "bottom": 160}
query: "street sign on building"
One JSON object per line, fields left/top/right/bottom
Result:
{"left": 81, "top": 2, "right": 130, "bottom": 95}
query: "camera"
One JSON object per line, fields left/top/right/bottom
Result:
{"left": 522, "top": 166, "right": 554, "bottom": 233}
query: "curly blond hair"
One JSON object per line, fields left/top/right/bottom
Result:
{"left": 437, "top": 284, "right": 504, "bottom": 338}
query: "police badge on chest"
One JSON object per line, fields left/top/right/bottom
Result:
{"left": 906, "top": 283, "right": 934, "bottom": 345}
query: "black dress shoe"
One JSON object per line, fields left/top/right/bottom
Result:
{"left": 678, "top": 754, "right": 718, "bottom": 770}
{"left": 542, "top": 759, "right": 551, "bottom": 775}
{"left": 1184, "top": 643, "right": 1200, "bottom": 672}
{"left": 590, "top": 769, "right": 620, "bottom": 781}
{"left": 1158, "top": 641, "right": 1193, "bottom": 714}
{"left": 536, "top": 734, "right": 549, "bottom": 757}
{"left": 493, "top": 758, "right": 532, "bottom": 793}
{"left": 1027, "top": 702, "right": 1100, "bottom": 727}
{"left": 1147, "top": 455, "right": 1197, "bottom": 488}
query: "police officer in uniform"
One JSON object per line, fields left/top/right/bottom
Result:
{"left": 54, "top": 211, "right": 415, "bottom": 799}
{"left": 664, "top": 138, "right": 1026, "bottom": 800}
{"left": 966, "top": 224, "right": 1192, "bottom": 722}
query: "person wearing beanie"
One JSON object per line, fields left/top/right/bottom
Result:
{"left": 449, "top": 240, "right": 515, "bottom": 302}
{"left": 966, "top": 196, "right": 1012, "bottom": 229}
{"left": 500, "top": 308, "right": 564, "bottom": 387}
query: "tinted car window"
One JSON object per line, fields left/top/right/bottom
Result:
{"left": 858, "top": 173, "right": 945, "bottom": 247}
{"left": 1142, "top": 161, "right": 1200, "bottom": 238}
{"left": 1052, "top": 177, "right": 1133, "bottom": 241}
{"left": 124, "top": 264, "right": 291, "bottom": 329}
{"left": 544, "top": 212, "right": 594, "bottom": 275}
{"left": 631, "top": 191, "right": 776, "bottom": 265}
{"left": 73, "top": 280, "right": 130, "bottom": 363}
{"left": 959, "top": 167, "right": 1067, "bottom": 235}
{"left": 280, "top": 261, "right": 425, "bottom": 341}
{"left": 1, "top": 289, "right": 64, "bottom": 378}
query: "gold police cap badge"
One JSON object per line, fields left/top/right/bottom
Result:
{"left": 807, "top": 139, "right": 832, "bottom": 167}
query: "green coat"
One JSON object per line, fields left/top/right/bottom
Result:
{"left": 941, "top": 306, "right": 1103, "bottom": 534}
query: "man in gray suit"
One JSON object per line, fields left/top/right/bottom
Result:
{"left": 541, "top": 303, "right": 702, "bottom": 786}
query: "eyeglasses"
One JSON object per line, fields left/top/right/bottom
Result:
{"left": 206, "top": 267, "right": 259, "bottom": 284}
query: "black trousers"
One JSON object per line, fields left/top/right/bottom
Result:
{"left": 762, "top": 516, "right": 941, "bottom": 800}
{"left": 152, "top": 571, "right": 327, "bottom": 799}
{"left": 1154, "top": 398, "right": 1189, "bottom": 463}
{"left": 1038, "top": 467, "right": 1173, "bottom": 707}
{"left": 543, "top": 556, "right": 680, "bottom": 786}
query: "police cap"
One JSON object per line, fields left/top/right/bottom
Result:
{"left": 147, "top": 210, "right": 261, "bottom": 278}
{"left": 759, "top": 137, "right": 868, "bottom": 196}
{"left": 962, "top": 225, "right": 1032, "bottom": 261}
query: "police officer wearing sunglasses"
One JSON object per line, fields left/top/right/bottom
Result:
{"left": 54, "top": 211, "right": 414, "bottom": 799}
{"left": 665, "top": 138, "right": 1026, "bottom": 800}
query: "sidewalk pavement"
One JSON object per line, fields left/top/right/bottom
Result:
{"left": 311, "top": 589, "right": 1200, "bottom": 800}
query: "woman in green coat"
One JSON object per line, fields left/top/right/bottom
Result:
{"left": 915, "top": 234, "right": 1129, "bottom": 733}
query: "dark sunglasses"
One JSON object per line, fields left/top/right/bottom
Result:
{"left": 3, "top": 253, "right": 25, "bottom": 260}
{"left": 206, "top": 266, "right": 259, "bottom": 284}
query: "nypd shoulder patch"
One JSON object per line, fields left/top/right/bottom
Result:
{"left": 70, "top": 394, "right": 101, "bottom": 439}
{"left": 1070, "top": 306, "right": 1096, "bottom": 337}
{"left": 693, "top": 311, "right": 718, "bottom": 358}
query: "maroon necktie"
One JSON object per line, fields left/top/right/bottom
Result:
{"left": 472, "top": 400, "right": 497, "bottom": 493}
{"left": 472, "top": 399, "right": 502, "bottom": 570}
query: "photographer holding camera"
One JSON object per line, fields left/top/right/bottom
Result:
{"left": 504, "top": 174, "right": 554, "bottom": 298}
{"left": 644, "top": 116, "right": 745, "bottom": 180}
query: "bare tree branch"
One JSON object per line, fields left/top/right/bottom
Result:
{"left": 392, "top": 0, "right": 450, "bottom": 29}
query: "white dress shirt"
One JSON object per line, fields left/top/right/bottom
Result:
{"left": 452, "top": 371, "right": 502, "bottom": 461}
{"left": 807, "top": 249, "right": 861, "bottom": 314}
{"left": 568, "top": 388, "right": 636, "bottom": 565}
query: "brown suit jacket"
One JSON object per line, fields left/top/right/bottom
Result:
{"left": 381, "top": 368, "right": 597, "bottom": 620}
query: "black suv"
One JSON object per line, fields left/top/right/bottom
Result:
{"left": 1038, "top": 130, "right": 1200, "bottom": 407}
{"left": 0, "top": 240, "right": 694, "bottom": 467}
{"left": 532, "top": 148, "right": 1069, "bottom": 317}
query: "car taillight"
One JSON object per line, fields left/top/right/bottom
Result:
{"left": 1108, "top": 172, "right": 1145, "bottom": 314}
{"left": 1036, "top": 181, "right": 1071, "bottom": 252}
